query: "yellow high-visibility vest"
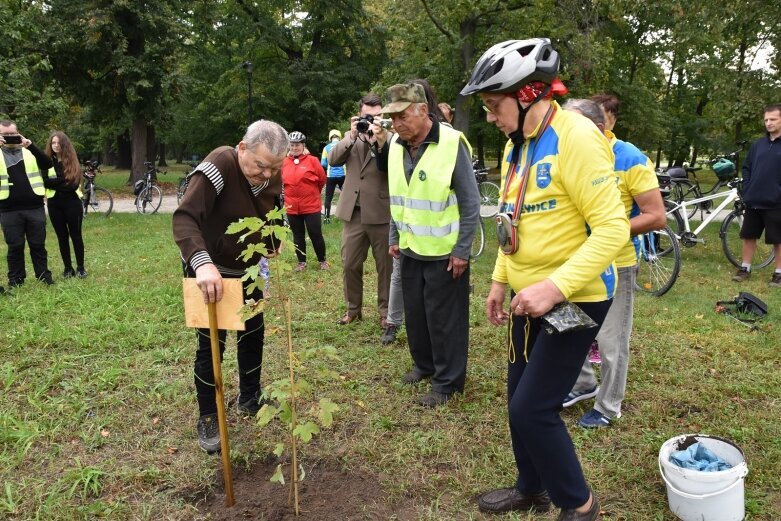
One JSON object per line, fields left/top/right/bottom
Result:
{"left": 388, "top": 125, "right": 466, "bottom": 256}
{"left": 0, "top": 148, "right": 46, "bottom": 200}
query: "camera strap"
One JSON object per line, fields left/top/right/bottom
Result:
{"left": 497, "top": 104, "right": 556, "bottom": 255}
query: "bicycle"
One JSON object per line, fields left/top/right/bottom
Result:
{"left": 473, "top": 158, "right": 500, "bottom": 219}
{"left": 134, "top": 161, "right": 163, "bottom": 214}
{"left": 81, "top": 160, "right": 114, "bottom": 217}
{"left": 661, "top": 141, "right": 747, "bottom": 220}
{"left": 633, "top": 225, "right": 681, "bottom": 296}
{"left": 664, "top": 177, "right": 775, "bottom": 269}
{"left": 471, "top": 219, "right": 485, "bottom": 259}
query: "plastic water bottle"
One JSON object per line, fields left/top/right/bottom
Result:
{"left": 259, "top": 257, "right": 270, "bottom": 293}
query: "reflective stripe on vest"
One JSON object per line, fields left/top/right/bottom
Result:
{"left": 0, "top": 148, "right": 46, "bottom": 200}
{"left": 388, "top": 125, "right": 464, "bottom": 256}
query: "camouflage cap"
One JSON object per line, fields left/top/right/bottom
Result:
{"left": 380, "top": 83, "right": 428, "bottom": 114}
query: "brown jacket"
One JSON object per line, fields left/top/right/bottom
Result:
{"left": 328, "top": 136, "right": 390, "bottom": 224}
{"left": 173, "top": 146, "right": 281, "bottom": 273}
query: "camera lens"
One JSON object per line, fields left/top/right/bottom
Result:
{"left": 356, "top": 121, "right": 370, "bottom": 134}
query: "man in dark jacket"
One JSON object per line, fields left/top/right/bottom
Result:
{"left": 732, "top": 104, "right": 781, "bottom": 286}
{"left": 173, "top": 119, "right": 289, "bottom": 453}
{"left": 0, "top": 120, "right": 54, "bottom": 287}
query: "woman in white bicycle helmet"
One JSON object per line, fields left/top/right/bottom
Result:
{"left": 461, "top": 38, "right": 566, "bottom": 143}
{"left": 281, "top": 130, "right": 329, "bottom": 271}
{"left": 464, "top": 38, "right": 629, "bottom": 521}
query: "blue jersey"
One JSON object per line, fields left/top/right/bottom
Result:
{"left": 321, "top": 142, "right": 345, "bottom": 178}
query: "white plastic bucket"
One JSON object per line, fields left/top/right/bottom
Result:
{"left": 658, "top": 434, "right": 748, "bottom": 521}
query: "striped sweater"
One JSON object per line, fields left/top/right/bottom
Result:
{"left": 173, "top": 146, "right": 281, "bottom": 275}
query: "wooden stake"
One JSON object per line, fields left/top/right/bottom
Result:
{"left": 208, "top": 302, "right": 235, "bottom": 508}
{"left": 284, "top": 297, "right": 300, "bottom": 515}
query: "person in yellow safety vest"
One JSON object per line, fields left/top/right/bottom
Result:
{"left": 0, "top": 120, "right": 54, "bottom": 288}
{"left": 44, "top": 131, "right": 88, "bottom": 279}
{"left": 374, "top": 83, "right": 480, "bottom": 408}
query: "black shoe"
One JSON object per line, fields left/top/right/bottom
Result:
{"left": 402, "top": 369, "right": 432, "bottom": 385}
{"left": 63, "top": 267, "right": 76, "bottom": 278}
{"left": 478, "top": 487, "right": 552, "bottom": 514}
{"left": 76, "top": 268, "right": 88, "bottom": 279}
{"left": 196, "top": 413, "right": 220, "bottom": 454}
{"left": 236, "top": 391, "right": 276, "bottom": 417}
{"left": 381, "top": 325, "right": 398, "bottom": 345}
{"left": 0, "top": 286, "right": 5, "bottom": 295}
{"left": 418, "top": 391, "right": 452, "bottom": 407}
{"left": 557, "top": 493, "right": 600, "bottom": 521}
{"left": 324, "top": 217, "right": 330, "bottom": 224}
{"left": 39, "top": 274, "right": 54, "bottom": 285}
{"left": 9, "top": 279, "right": 24, "bottom": 288}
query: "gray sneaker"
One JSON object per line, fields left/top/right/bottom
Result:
{"left": 381, "top": 325, "right": 398, "bottom": 345}
{"left": 196, "top": 413, "right": 220, "bottom": 454}
{"left": 732, "top": 267, "right": 751, "bottom": 282}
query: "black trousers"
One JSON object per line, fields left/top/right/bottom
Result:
{"left": 185, "top": 265, "right": 265, "bottom": 417}
{"left": 47, "top": 194, "right": 85, "bottom": 270}
{"left": 507, "top": 300, "right": 611, "bottom": 509}
{"left": 288, "top": 212, "right": 326, "bottom": 263}
{"left": 323, "top": 177, "right": 344, "bottom": 218}
{"left": 401, "top": 255, "right": 470, "bottom": 394}
{"left": 0, "top": 207, "right": 51, "bottom": 282}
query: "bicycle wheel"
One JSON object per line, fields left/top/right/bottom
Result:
{"left": 471, "top": 219, "right": 485, "bottom": 259}
{"left": 177, "top": 177, "right": 187, "bottom": 205}
{"left": 720, "top": 210, "right": 775, "bottom": 269}
{"left": 136, "top": 185, "right": 162, "bottom": 214}
{"left": 634, "top": 225, "right": 681, "bottom": 296}
{"left": 664, "top": 199, "right": 684, "bottom": 237}
{"left": 478, "top": 181, "right": 500, "bottom": 219}
{"left": 669, "top": 179, "right": 700, "bottom": 220}
{"left": 85, "top": 186, "right": 113, "bottom": 217}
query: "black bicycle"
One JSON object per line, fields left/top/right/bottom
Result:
{"left": 134, "top": 161, "right": 163, "bottom": 214}
{"left": 474, "top": 158, "right": 500, "bottom": 219}
{"left": 81, "top": 160, "right": 113, "bottom": 217}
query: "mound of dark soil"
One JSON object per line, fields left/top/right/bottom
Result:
{"left": 200, "top": 459, "right": 418, "bottom": 520}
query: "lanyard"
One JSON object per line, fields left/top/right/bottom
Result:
{"left": 499, "top": 105, "right": 556, "bottom": 225}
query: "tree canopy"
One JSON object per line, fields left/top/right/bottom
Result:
{"left": 1, "top": 0, "right": 778, "bottom": 173}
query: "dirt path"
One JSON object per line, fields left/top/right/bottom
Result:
{"left": 112, "top": 195, "right": 179, "bottom": 213}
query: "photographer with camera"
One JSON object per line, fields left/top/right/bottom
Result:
{"left": 327, "top": 94, "right": 393, "bottom": 335}
{"left": 0, "top": 120, "right": 54, "bottom": 288}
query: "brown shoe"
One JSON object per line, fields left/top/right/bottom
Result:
{"left": 337, "top": 312, "right": 362, "bottom": 325}
{"left": 478, "top": 487, "right": 552, "bottom": 514}
{"left": 732, "top": 267, "right": 750, "bottom": 282}
{"left": 557, "top": 493, "right": 600, "bottom": 521}
{"left": 418, "top": 391, "right": 452, "bottom": 407}
{"left": 402, "top": 369, "right": 432, "bottom": 385}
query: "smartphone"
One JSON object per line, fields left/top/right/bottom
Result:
{"left": 2, "top": 135, "right": 22, "bottom": 145}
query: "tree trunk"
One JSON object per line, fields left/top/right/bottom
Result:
{"left": 158, "top": 142, "right": 168, "bottom": 167}
{"left": 175, "top": 143, "right": 185, "bottom": 164}
{"left": 146, "top": 124, "right": 156, "bottom": 163}
{"left": 453, "top": 16, "right": 477, "bottom": 135}
{"left": 116, "top": 131, "right": 132, "bottom": 170}
{"left": 129, "top": 117, "right": 148, "bottom": 184}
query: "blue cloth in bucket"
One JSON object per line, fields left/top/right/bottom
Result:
{"left": 670, "top": 442, "right": 733, "bottom": 472}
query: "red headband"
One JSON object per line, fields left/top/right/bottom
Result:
{"left": 515, "top": 79, "right": 569, "bottom": 103}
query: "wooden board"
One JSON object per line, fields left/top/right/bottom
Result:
{"left": 183, "top": 278, "right": 246, "bottom": 331}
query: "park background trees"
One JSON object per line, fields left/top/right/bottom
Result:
{"left": 1, "top": 0, "right": 779, "bottom": 180}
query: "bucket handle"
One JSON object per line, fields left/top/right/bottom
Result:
{"left": 658, "top": 460, "right": 748, "bottom": 500}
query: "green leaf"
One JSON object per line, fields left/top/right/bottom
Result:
{"left": 270, "top": 464, "right": 285, "bottom": 485}
{"left": 273, "top": 442, "right": 285, "bottom": 457}
{"left": 256, "top": 404, "right": 278, "bottom": 427}
{"left": 318, "top": 398, "right": 340, "bottom": 428}
{"left": 293, "top": 421, "right": 320, "bottom": 443}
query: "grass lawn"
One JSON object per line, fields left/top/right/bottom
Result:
{"left": 1, "top": 213, "right": 780, "bottom": 519}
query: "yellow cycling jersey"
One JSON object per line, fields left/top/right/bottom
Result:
{"left": 493, "top": 103, "right": 629, "bottom": 302}
{"left": 606, "top": 131, "right": 660, "bottom": 268}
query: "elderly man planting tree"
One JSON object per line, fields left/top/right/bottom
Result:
{"left": 173, "top": 120, "right": 288, "bottom": 453}
{"left": 374, "top": 83, "right": 480, "bottom": 407}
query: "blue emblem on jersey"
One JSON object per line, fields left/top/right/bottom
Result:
{"left": 536, "top": 163, "right": 552, "bottom": 189}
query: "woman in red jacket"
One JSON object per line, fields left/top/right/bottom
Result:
{"left": 282, "top": 131, "right": 328, "bottom": 271}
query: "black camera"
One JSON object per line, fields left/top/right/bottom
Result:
{"left": 2, "top": 135, "right": 22, "bottom": 145}
{"left": 356, "top": 115, "right": 374, "bottom": 134}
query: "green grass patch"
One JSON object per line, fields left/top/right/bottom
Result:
{"left": 0, "top": 214, "right": 779, "bottom": 518}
